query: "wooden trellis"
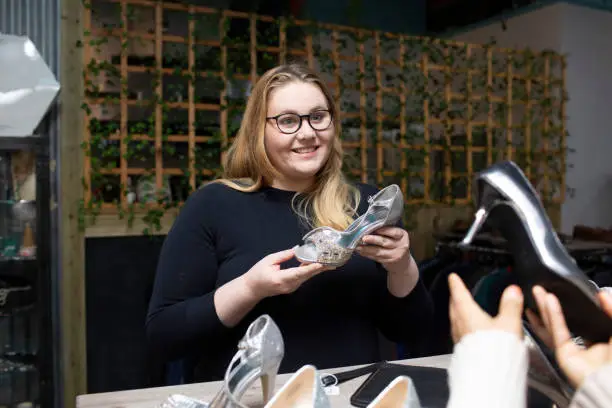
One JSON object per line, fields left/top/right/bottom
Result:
{"left": 82, "top": 0, "right": 567, "bottom": 212}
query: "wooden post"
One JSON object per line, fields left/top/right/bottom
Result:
{"left": 506, "top": 53, "right": 514, "bottom": 160}
{"left": 398, "top": 36, "right": 407, "bottom": 198}
{"left": 120, "top": 0, "right": 129, "bottom": 206}
{"left": 358, "top": 31, "right": 367, "bottom": 184}
{"left": 560, "top": 56, "right": 567, "bottom": 202}
{"left": 421, "top": 51, "right": 430, "bottom": 202}
{"left": 188, "top": 5, "right": 196, "bottom": 190}
{"left": 525, "top": 56, "right": 532, "bottom": 180}
{"left": 443, "top": 46, "right": 451, "bottom": 202}
{"left": 465, "top": 44, "right": 473, "bottom": 200}
{"left": 374, "top": 32, "right": 383, "bottom": 185}
{"left": 60, "top": 0, "right": 88, "bottom": 406}
{"left": 155, "top": 2, "right": 163, "bottom": 192}
{"left": 486, "top": 47, "right": 493, "bottom": 167}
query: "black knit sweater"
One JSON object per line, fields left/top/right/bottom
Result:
{"left": 146, "top": 182, "right": 434, "bottom": 381}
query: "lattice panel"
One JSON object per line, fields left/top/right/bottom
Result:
{"left": 82, "top": 0, "right": 566, "bottom": 210}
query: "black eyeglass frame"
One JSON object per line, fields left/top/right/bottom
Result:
{"left": 265, "top": 109, "right": 334, "bottom": 134}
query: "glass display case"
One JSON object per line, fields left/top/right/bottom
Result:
{"left": 0, "top": 33, "right": 58, "bottom": 408}
{"left": 0, "top": 136, "right": 52, "bottom": 408}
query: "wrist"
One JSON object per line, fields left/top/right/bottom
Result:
{"left": 384, "top": 252, "right": 414, "bottom": 275}
{"left": 385, "top": 253, "right": 419, "bottom": 297}
{"left": 237, "top": 274, "right": 265, "bottom": 303}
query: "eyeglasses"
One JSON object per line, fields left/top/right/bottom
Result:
{"left": 266, "top": 110, "right": 333, "bottom": 134}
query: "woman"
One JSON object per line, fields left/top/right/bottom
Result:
{"left": 146, "top": 63, "right": 434, "bottom": 382}
{"left": 446, "top": 273, "right": 612, "bottom": 408}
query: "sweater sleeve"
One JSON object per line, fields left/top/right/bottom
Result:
{"left": 447, "top": 330, "right": 528, "bottom": 408}
{"left": 373, "top": 271, "right": 435, "bottom": 345}
{"left": 145, "top": 185, "right": 230, "bottom": 361}
{"left": 356, "top": 183, "right": 435, "bottom": 345}
{"left": 570, "top": 363, "right": 612, "bottom": 408}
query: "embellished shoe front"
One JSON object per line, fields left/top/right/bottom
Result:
{"left": 295, "top": 228, "right": 354, "bottom": 266}
{"left": 294, "top": 184, "right": 404, "bottom": 267}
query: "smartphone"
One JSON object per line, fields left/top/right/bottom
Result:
{"left": 350, "top": 362, "right": 449, "bottom": 408}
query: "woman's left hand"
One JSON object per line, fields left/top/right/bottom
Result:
{"left": 356, "top": 226, "right": 411, "bottom": 272}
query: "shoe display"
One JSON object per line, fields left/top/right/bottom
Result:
{"left": 161, "top": 314, "right": 284, "bottom": 408}
{"left": 366, "top": 376, "right": 421, "bottom": 408}
{"left": 460, "top": 160, "right": 612, "bottom": 343}
{"left": 208, "top": 314, "right": 284, "bottom": 408}
{"left": 0, "top": 276, "right": 35, "bottom": 315}
{"left": 295, "top": 184, "right": 404, "bottom": 267}
{"left": 263, "top": 365, "right": 330, "bottom": 408}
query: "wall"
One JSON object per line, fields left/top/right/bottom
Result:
{"left": 301, "top": 0, "right": 426, "bottom": 34}
{"left": 558, "top": 4, "right": 612, "bottom": 232}
{"left": 450, "top": 3, "right": 565, "bottom": 50}
{"left": 451, "top": 2, "right": 612, "bottom": 233}
{"left": 194, "top": 0, "right": 426, "bottom": 34}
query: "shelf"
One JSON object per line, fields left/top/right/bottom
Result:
{"left": 0, "top": 273, "right": 37, "bottom": 316}
{"left": 0, "top": 137, "right": 42, "bottom": 152}
{"left": 0, "top": 259, "right": 37, "bottom": 281}
{"left": 2, "top": 352, "right": 37, "bottom": 367}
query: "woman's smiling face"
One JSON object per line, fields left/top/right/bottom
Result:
{"left": 264, "top": 81, "right": 334, "bottom": 191}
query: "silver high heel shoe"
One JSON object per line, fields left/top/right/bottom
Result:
{"left": 460, "top": 160, "right": 612, "bottom": 344}
{"left": 209, "top": 314, "right": 284, "bottom": 408}
{"left": 294, "top": 184, "right": 404, "bottom": 267}
{"left": 264, "top": 365, "right": 330, "bottom": 408}
{"left": 161, "top": 314, "right": 284, "bottom": 408}
{"left": 523, "top": 325, "right": 574, "bottom": 408}
{"left": 366, "top": 376, "right": 421, "bottom": 408}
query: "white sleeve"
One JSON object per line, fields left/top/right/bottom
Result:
{"left": 446, "top": 330, "right": 528, "bottom": 408}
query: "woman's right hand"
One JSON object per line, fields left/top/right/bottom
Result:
{"left": 448, "top": 272, "right": 524, "bottom": 343}
{"left": 532, "top": 286, "right": 612, "bottom": 388}
{"left": 242, "top": 247, "right": 330, "bottom": 299}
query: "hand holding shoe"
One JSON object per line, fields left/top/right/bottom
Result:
{"left": 448, "top": 273, "right": 524, "bottom": 343}
{"left": 243, "top": 248, "right": 330, "bottom": 299}
{"left": 531, "top": 285, "right": 612, "bottom": 388}
{"left": 356, "top": 226, "right": 411, "bottom": 273}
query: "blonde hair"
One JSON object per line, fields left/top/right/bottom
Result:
{"left": 213, "top": 63, "right": 360, "bottom": 230}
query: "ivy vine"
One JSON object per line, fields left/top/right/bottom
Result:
{"left": 79, "top": 0, "right": 568, "bottom": 235}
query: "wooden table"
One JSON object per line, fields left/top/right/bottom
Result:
{"left": 77, "top": 354, "right": 451, "bottom": 408}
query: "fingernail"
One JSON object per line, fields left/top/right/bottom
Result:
{"left": 506, "top": 285, "right": 521, "bottom": 297}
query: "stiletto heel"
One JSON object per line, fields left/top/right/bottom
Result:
{"left": 460, "top": 207, "right": 488, "bottom": 246}
{"left": 295, "top": 184, "right": 404, "bottom": 267}
{"left": 460, "top": 181, "right": 505, "bottom": 246}
{"left": 264, "top": 365, "right": 330, "bottom": 408}
{"left": 207, "top": 314, "right": 285, "bottom": 408}
{"left": 261, "top": 370, "right": 278, "bottom": 403}
{"left": 460, "top": 160, "right": 612, "bottom": 343}
{"left": 158, "top": 315, "right": 283, "bottom": 408}
{"left": 366, "top": 376, "right": 421, "bottom": 408}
